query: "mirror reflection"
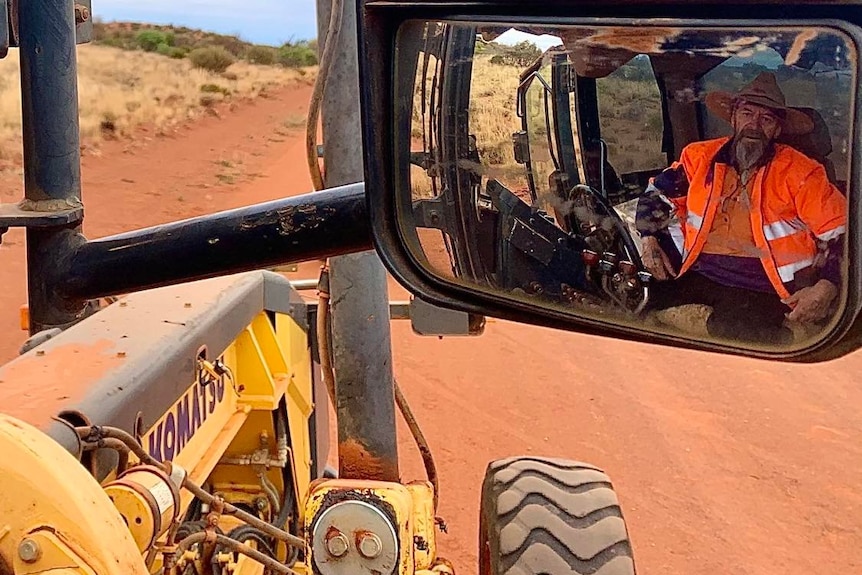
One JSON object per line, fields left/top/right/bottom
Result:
{"left": 401, "top": 21, "right": 855, "bottom": 350}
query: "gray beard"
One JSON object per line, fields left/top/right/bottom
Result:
{"left": 734, "top": 136, "right": 768, "bottom": 173}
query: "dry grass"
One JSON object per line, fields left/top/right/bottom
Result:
{"left": 409, "top": 50, "right": 668, "bottom": 204}
{"left": 0, "top": 44, "right": 317, "bottom": 168}
{"left": 597, "top": 74, "right": 666, "bottom": 174}
{"left": 411, "top": 54, "right": 526, "bottom": 200}
{"left": 468, "top": 57, "right": 521, "bottom": 168}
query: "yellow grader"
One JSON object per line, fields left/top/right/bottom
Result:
{"left": 1, "top": 1, "right": 861, "bottom": 574}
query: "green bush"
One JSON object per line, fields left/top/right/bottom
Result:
{"left": 157, "top": 43, "right": 186, "bottom": 59}
{"left": 136, "top": 30, "right": 170, "bottom": 52}
{"left": 188, "top": 47, "right": 236, "bottom": 73}
{"left": 488, "top": 40, "right": 541, "bottom": 67}
{"left": 278, "top": 43, "right": 317, "bottom": 68}
{"left": 246, "top": 45, "right": 277, "bottom": 65}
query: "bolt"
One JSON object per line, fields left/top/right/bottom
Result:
{"left": 18, "top": 539, "right": 41, "bottom": 563}
{"left": 357, "top": 532, "right": 382, "bottom": 559}
{"left": 75, "top": 4, "right": 90, "bottom": 24}
{"left": 35, "top": 350, "right": 45, "bottom": 357}
{"left": 117, "top": 351, "right": 126, "bottom": 358}
{"left": 184, "top": 303, "right": 192, "bottom": 308}
{"left": 325, "top": 530, "right": 349, "bottom": 558}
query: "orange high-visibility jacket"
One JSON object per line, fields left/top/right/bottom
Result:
{"left": 651, "top": 137, "right": 846, "bottom": 300}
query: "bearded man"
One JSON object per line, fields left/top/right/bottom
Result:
{"left": 635, "top": 72, "right": 847, "bottom": 345}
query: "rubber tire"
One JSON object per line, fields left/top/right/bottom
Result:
{"left": 479, "top": 456, "right": 636, "bottom": 575}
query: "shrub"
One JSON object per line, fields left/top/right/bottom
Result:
{"left": 157, "top": 43, "right": 186, "bottom": 59}
{"left": 246, "top": 45, "right": 277, "bottom": 65}
{"left": 200, "top": 83, "right": 230, "bottom": 96}
{"left": 173, "top": 33, "right": 197, "bottom": 49}
{"left": 205, "top": 35, "right": 247, "bottom": 57}
{"left": 200, "top": 94, "right": 218, "bottom": 107}
{"left": 188, "top": 47, "right": 236, "bottom": 73}
{"left": 136, "top": 30, "right": 169, "bottom": 52}
{"left": 278, "top": 43, "right": 317, "bottom": 68}
{"left": 488, "top": 41, "right": 541, "bottom": 67}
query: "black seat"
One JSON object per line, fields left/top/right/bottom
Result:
{"left": 777, "top": 107, "right": 840, "bottom": 189}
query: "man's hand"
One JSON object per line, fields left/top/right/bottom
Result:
{"left": 641, "top": 236, "right": 676, "bottom": 280}
{"left": 783, "top": 279, "right": 839, "bottom": 323}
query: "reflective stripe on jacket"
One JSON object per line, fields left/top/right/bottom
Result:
{"left": 642, "top": 137, "right": 846, "bottom": 300}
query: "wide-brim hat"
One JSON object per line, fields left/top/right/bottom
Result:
{"left": 704, "top": 71, "right": 815, "bottom": 135}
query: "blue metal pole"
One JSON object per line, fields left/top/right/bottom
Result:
{"left": 19, "top": 0, "right": 86, "bottom": 334}
{"left": 19, "top": 0, "right": 83, "bottom": 207}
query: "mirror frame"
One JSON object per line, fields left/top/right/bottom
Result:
{"left": 357, "top": 0, "right": 862, "bottom": 362}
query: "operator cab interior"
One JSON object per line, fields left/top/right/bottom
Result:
{"left": 400, "top": 21, "right": 856, "bottom": 352}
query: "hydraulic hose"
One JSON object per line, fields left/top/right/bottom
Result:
{"left": 394, "top": 379, "right": 440, "bottom": 512}
{"left": 306, "top": 0, "right": 345, "bottom": 190}
{"left": 174, "top": 532, "right": 298, "bottom": 575}
{"left": 74, "top": 425, "right": 306, "bottom": 549}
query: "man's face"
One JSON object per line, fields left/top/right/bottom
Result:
{"left": 731, "top": 101, "right": 783, "bottom": 171}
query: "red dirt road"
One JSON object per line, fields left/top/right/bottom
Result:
{"left": 1, "top": 83, "right": 861, "bottom": 574}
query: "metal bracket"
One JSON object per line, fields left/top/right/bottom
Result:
{"left": 0, "top": 203, "right": 83, "bottom": 228}
{"left": 412, "top": 196, "right": 447, "bottom": 229}
{"left": 0, "top": 202, "right": 84, "bottom": 242}
{"left": 299, "top": 283, "right": 485, "bottom": 337}
{"left": 1, "top": 0, "right": 92, "bottom": 58}
{"left": 74, "top": 0, "right": 93, "bottom": 44}
{"left": 405, "top": 295, "right": 485, "bottom": 336}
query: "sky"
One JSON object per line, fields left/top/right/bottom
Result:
{"left": 93, "top": 0, "right": 548, "bottom": 48}
{"left": 93, "top": 0, "right": 320, "bottom": 45}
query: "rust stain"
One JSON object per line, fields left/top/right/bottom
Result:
{"left": 338, "top": 438, "right": 399, "bottom": 481}
{"left": 784, "top": 29, "right": 818, "bottom": 66}
{"left": 0, "top": 339, "right": 119, "bottom": 429}
{"left": 575, "top": 27, "right": 681, "bottom": 54}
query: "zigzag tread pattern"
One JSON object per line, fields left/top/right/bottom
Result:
{"left": 492, "top": 460, "right": 611, "bottom": 487}
{"left": 496, "top": 475, "right": 614, "bottom": 516}
{"left": 485, "top": 457, "right": 634, "bottom": 575}
{"left": 490, "top": 456, "right": 603, "bottom": 475}
{"left": 497, "top": 477, "right": 619, "bottom": 519}
{"left": 503, "top": 546, "right": 634, "bottom": 575}
{"left": 500, "top": 506, "right": 627, "bottom": 559}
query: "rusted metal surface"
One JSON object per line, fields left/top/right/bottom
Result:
{"left": 785, "top": 28, "right": 820, "bottom": 66}
{"left": 202, "top": 495, "right": 225, "bottom": 565}
{"left": 0, "top": 271, "right": 305, "bottom": 464}
{"left": 337, "top": 438, "right": 400, "bottom": 482}
{"left": 74, "top": 3, "right": 89, "bottom": 24}
{"left": 318, "top": 0, "right": 400, "bottom": 484}
{"left": 73, "top": 0, "right": 93, "bottom": 43}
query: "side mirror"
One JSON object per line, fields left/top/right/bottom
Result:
{"left": 358, "top": 5, "right": 862, "bottom": 362}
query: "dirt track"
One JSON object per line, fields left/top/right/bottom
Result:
{"left": 0, "top": 83, "right": 860, "bottom": 574}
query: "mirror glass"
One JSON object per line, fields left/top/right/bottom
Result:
{"left": 398, "top": 19, "right": 857, "bottom": 352}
